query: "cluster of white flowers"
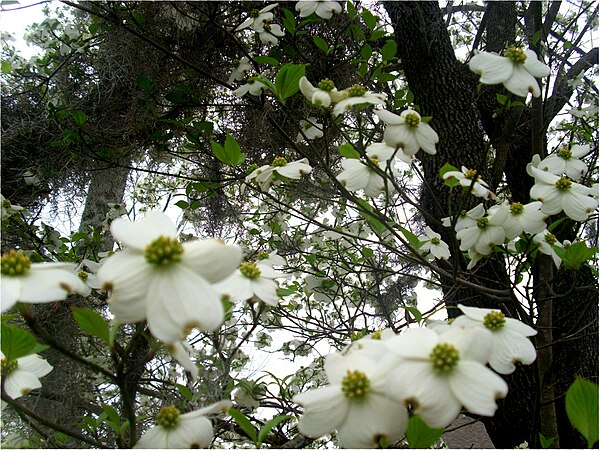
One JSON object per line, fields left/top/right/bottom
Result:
{"left": 295, "top": 1, "right": 342, "bottom": 19}
{"left": 442, "top": 166, "right": 496, "bottom": 200}
{"left": 419, "top": 226, "right": 451, "bottom": 260}
{"left": 235, "top": 4, "right": 284, "bottom": 45}
{"left": 245, "top": 157, "right": 313, "bottom": 191}
{"left": 294, "top": 305, "right": 536, "bottom": 448}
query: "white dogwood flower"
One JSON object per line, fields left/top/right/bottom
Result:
{"left": 97, "top": 211, "right": 242, "bottom": 343}
{"left": 442, "top": 166, "right": 496, "bottom": 200}
{"left": 1, "top": 250, "right": 88, "bottom": 313}
{"left": 456, "top": 206, "right": 508, "bottom": 256}
{"left": 1, "top": 195, "right": 24, "bottom": 220}
{"left": 294, "top": 349, "right": 408, "bottom": 448}
{"left": 533, "top": 230, "right": 563, "bottom": 268}
{"left": 528, "top": 164, "right": 597, "bottom": 221}
{"left": 246, "top": 157, "right": 313, "bottom": 191}
{"left": 385, "top": 327, "right": 508, "bottom": 429}
{"left": 259, "top": 22, "right": 285, "bottom": 45}
{"left": 228, "top": 56, "right": 252, "bottom": 84}
{"left": 1, "top": 352, "right": 53, "bottom": 399}
{"left": 214, "top": 258, "right": 283, "bottom": 306}
{"left": 419, "top": 226, "right": 451, "bottom": 260}
{"left": 236, "top": 4, "right": 278, "bottom": 32}
{"left": 442, "top": 203, "right": 486, "bottom": 232}
{"left": 490, "top": 201, "right": 547, "bottom": 240}
{"left": 296, "top": 1, "right": 342, "bottom": 19}
{"left": 233, "top": 78, "right": 265, "bottom": 97}
{"left": 332, "top": 85, "right": 386, "bottom": 116}
{"left": 469, "top": 46, "right": 550, "bottom": 97}
{"left": 134, "top": 400, "right": 231, "bottom": 449}
{"left": 299, "top": 77, "right": 347, "bottom": 108}
{"left": 453, "top": 305, "right": 537, "bottom": 375}
{"left": 538, "top": 145, "right": 589, "bottom": 181}
{"left": 375, "top": 109, "right": 439, "bottom": 156}
{"left": 296, "top": 117, "right": 323, "bottom": 142}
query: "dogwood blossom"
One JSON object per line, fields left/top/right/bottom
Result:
{"left": 489, "top": 201, "right": 547, "bottom": 240}
{"left": 528, "top": 164, "right": 598, "bottom": 221}
{"left": 236, "top": 4, "right": 278, "bottom": 32}
{"left": 385, "top": 327, "right": 508, "bottom": 429}
{"left": 442, "top": 166, "right": 496, "bottom": 200}
{"left": 214, "top": 258, "right": 283, "bottom": 306}
{"left": 469, "top": 46, "right": 550, "bottom": 97}
{"left": 538, "top": 145, "right": 589, "bottom": 181}
{"left": 134, "top": 400, "right": 231, "bottom": 448}
{"left": 375, "top": 109, "right": 439, "bottom": 155}
{"left": 299, "top": 76, "right": 347, "bottom": 108}
{"left": 442, "top": 203, "right": 486, "bottom": 232}
{"left": 453, "top": 305, "right": 537, "bottom": 375}
{"left": 258, "top": 22, "right": 285, "bottom": 45}
{"left": 233, "top": 78, "right": 265, "bottom": 97}
{"left": 1, "top": 352, "right": 53, "bottom": 399}
{"left": 167, "top": 341, "right": 199, "bottom": 382}
{"left": 419, "top": 226, "right": 451, "bottom": 260}
{"left": 294, "top": 349, "right": 408, "bottom": 448}
{"left": 296, "top": 1, "right": 342, "bottom": 19}
{"left": 532, "top": 229, "right": 563, "bottom": 268}
{"left": 296, "top": 117, "right": 323, "bottom": 142}
{"left": 332, "top": 85, "right": 386, "bottom": 116}
{"left": 456, "top": 206, "right": 508, "bottom": 255}
{"left": 227, "top": 56, "right": 252, "bottom": 84}
{"left": 97, "top": 211, "right": 242, "bottom": 343}
{"left": 1, "top": 195, "right": 24, "bottom": 220}
{"left": 1, "top": 250, "right": 88, "bottom": 313}
{"left": 245, "top": 157, "right": 313, "bottom": 191}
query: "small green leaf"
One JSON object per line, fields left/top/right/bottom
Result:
{"left": 565, "top": 377, "right": 599, "bottom": 448}
{"left": 253, "top": 55, "right": 279, "bottom": 66}
{"left": 175, "top": 383, "right": 194, "bottom": 401}
{"left": 381, "top": 40, "right": 397, "bottom": 61}
{"left": 72, "top": 307, "right": 110, "bottom": 344}
{"left": 228, "top": 408, "right": 258, "bottom": 443}
{"left": 175, "top": 200, "right": 189, "bottom": 209}
{"left": 281, "top": 8, "right": 296, "bottom": 34}
{"left": 1, "top": 60, "right": 11, "bottom": 74}
{"left": 1, "top": 323, "right": 37, "bottom": 361}
{"left": 72, "top": 110, "right": 87, "bottom": 126}
{"left": 496, "top": 93, "right": 509, "bottom": 106}
{"left": 406, "top": 415, "right": 444, "bottom": 448}
{"left": 257, "top": 415, "right": 292, "bottom": 445}
{"left": 223, "top": 133, "right": 245, "bottom": 166}
{"left": 136, "top": 76, "right": 153, "bottom": 93}
{"left": 539, "top": 433, "right": 556, "bottom": 448}
{"left": 275, "top": 63, "right": 306, "bottom": 103}
{"left": 312, "top": 36, "right": 329, "bottom": 53}
{"left": 360, "top": 43, "right": 373, "bottom": 61}
{"left": 399, "top": 226, "right": 423, "bottom": 250}
{"left": 552, "top": 241, "right": 596, "bottom": 270}
{"left": 439, "top": 162, "right": 460, "bottom": 187}
{"left": 399, "top": 306, "right": 423, "bottom": 323}
{"left": 339, "top": 143, "right": 361, "bottom": 159}
{"left": 361, "top": 9, "right": 377, "bottom": 30}
{"left": 276, "top": 288, "right": 295, "bottom": 297}
{"left": 361, "top": 247, "right": 374, "bottom": 258}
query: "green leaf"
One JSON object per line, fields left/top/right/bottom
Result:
{"left": 1, "top": 323, "right": 37, "bottom": 361}
{"left": 406, "top": 415, "right": 444, "bottom": 448}
{"left": 361, "top": 247, "right": 374, "bottom": 258}
{"left": 1, "top": 60, "right": 11, "bottom": 74}
{"left": 276, "top": 288, "right": 295, "bottom": 297}
{"left": 399, "top": 306, "right": 423, "bottom": 323}
{"left": 275, "top": 63, "right": 306, "bottom": 103}
{"left": 228, "top": 408, "right": 258, "bottom": 443}
{"left": 360, "top": 43, "right": 373, "bottom": 61}
{"left": 223, "top": 133, "right": 245, "bottom": 166}
{"left": 496, "top": 93, "right": 509, "bottom": 106}
{"left": 339, "top": 143, "right": 361, "bottom": 159}
{"left": 565, "top": 377, "right": 599, "bottom": 448}
{"left": 381, "top": 40, "right": 397, "bottom": 61}
{"left": 253, "top": 55, "right": 279, "bottom": 66}
{"left": 552, "top": 241, "right": 596, "bottom": 270}
{"left": 175, "top": 383, "right": 194, "bottom": 401}
{"left": 72, "top": 307, "right": 110, "bottom": 344}
{"left": 281, "top": 8, "right": 296, "bottom": 34}
{"left": 257, "top": 415, "right": 292, "bottom": 445}
{"left": 136, "top": 76, "right": 153, "bottom": 93}
{"left": 175, "top": 200, "right": 189, "bottom": 209}
{"left": 312, "top": 36, "right": 329, "bottom": 54}
{"left": 355, "top": 199, "right": 388, "bottom": 235}
{"left": 539, "top": 433, "right": 556, "bottom": 448}
{"left": 439, "top": 162, "right": 460, "bottom": 187}
{"left": 72, "top": 110, "right": 87, "bottom": 126}
{"left": 361, "top": 9, "right": 377, "bottom": 30}
{"left": 399, "top": 226, "right": 423, "bottom": 250}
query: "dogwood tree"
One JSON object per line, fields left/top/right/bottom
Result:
{"left": 1, "top": 1, "right": 598, "bottom": 448}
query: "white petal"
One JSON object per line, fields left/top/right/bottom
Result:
{"left": 337, "top": 393, "right": 408, "bottom": 448}
{"left": 469, "top": 52, "right": 513, "bottom": 84}
{"left": 168, "top": 416, "right": 214, "bottom": 448}
{"left": 294, "top": 386, "right": 347, "bottom": 438}
{"left": 17, "top": 354, "right": 52, "bottom": 378}
{"left": 182, "top": 240, "right": 242, "bottom": 283}
{"left": 503, "top": 317, "right": 537, "bottom": 337}
{"left": 448, "top": 361, "right": 508, "bottom": 416}
{"left": 383, "top": 125, "right": 419, "bottom": 155}
{"left": 1, "top": 277, "right": 20, "bottom": 312}
{"left": 375, "top": 109, "right": 403, "bottom": 125}
{"left": 562, "top": 192, "right": 596, "bottom": 221}
{"left": 504, "top": 65, "right": 540, "bottom": 97}
{"left": 414, "top": 123, "right": 439, "bottom": 154}
{"left": 489, "top": 330, "right": 537, "bottom": 374}
{"left": 111, "top": 211, "right": 177, "bottom": 251}
{"left": 214, "top": 273, "right": 254, "bottom": 302}
{"left": 386, "top": 327, "right": 438, "bottom": 360}
{"left": 18, "top": 266, "right": 85, "bottom": 303}
{"left": 134, "top": 426, "right": 169, "bottom": 448}
{"left": 523, "top": 50, "right": 550, "bottom": 78}
{"left": 3, "top": 370, "right": 42, "bottom": 399}
{"left": 252, "top": 277, "right": 280, "bottom": 306}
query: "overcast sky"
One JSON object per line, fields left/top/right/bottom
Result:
{"left": 1, "top": 0, "right": 54, "bottom": 57}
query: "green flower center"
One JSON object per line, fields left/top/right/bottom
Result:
{"left": 257, "top": 251, "right": 270, "bottom": 260}
{"left": 2, "top": 199, "right": 12, "bottom": 208}
{"left": 476, "top": 217, "right": 489, "bottom": 229}
{"left": 272, "top": 157, "right": 287, "bottom": 167}
{"left": 459, "top": 209, "right": 467, "bottom": 218}
{"left": 263, "top": 23, "right": 272, "bottom": 31}
{"left": 404, "top": 112, "right": 420, "bottom": 128}
{"left": 317, "top": 79, "right": 335, "bottom": 91}
{"left": 510, "top": 202, "right": 524, "bottom": 215}
{"left": 78, "top": 271, "right": 89, "bottom": 281}
{"left": 240, "top": 261, "right": 261, "bottom": 279}
{"left": 246, "top": 163, "right": 259, "bottom": 174}
{"left": 544, "top": 232, "right": 557, "bottom": 245}
{"left": 464, "top": 169, "right": 478, "bottom": 180}
{"left": 1, "top": 249, "right": 31, "bottom": 276}
{"left": 431, "top": 237, "right": 441, "bottom": 245}
{"left": 348, "top": 85, "right": 366, "bottom": 97}
{"left": 371, "top": 330, "right": 383, "bottom": 340}
{"left": 558, "top": 148, "right": 572, "bottom": 160}
{"left": 555, "top": 176, "right": 572, "bottom": 191}
{"left": 430, "top": 343, "right": 460, "bottom": 373}
{"left": 483, "top": 311, "right": 505, "bottom": 331}
{"left": 1, "top": 358, "right": 19, "bottom": 375}
{"left": 250, "top": 9, "right": 260, "bottom": 18}
{"left": 341, "top": 370, "right": 370, "bottom": 399}
{"left": 156, "top": 405, "right": 180, "bottom": 429}
{"left": 505, "top": 46, "right": 527, "bottom": 64}
{"left": 145, "top": 236, "right": 184, "bottom": 266}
